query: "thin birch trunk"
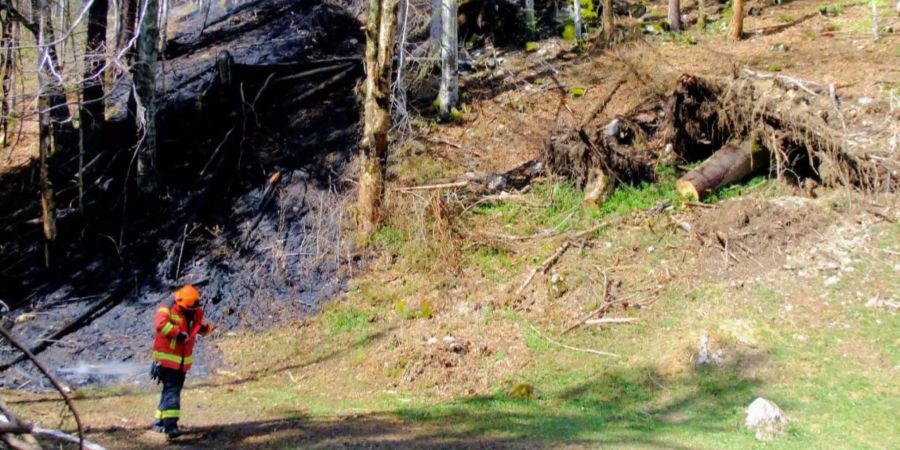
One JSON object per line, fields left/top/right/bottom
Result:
{"left": 524, "top": 0, "right": 536, "bottom": 37}
{"left": 437, "top": 0, "right": 457, "bottom": 119}
{"left": 36, "top": 0, "right": 56, "bottom": 253}
{"left": 572, "top": 0, "right": 582, "bottom": 44}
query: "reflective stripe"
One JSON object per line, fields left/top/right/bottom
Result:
{"left": 155, "top": 409, "right": 180, "bottom": 419}
{"left": 170, "top": 338, "right": 177, "bottom": 350}
{"left": 153, "top": 351, "right": 192, "bottom": 365}
{"left": 161, "top": 322, "right": 175, "bottom": 335}
{"left": 158, "top": 306, "right": 170, "bottom": 313}
{"left": 170, "top": 314, "right": 183, "bottom": 323}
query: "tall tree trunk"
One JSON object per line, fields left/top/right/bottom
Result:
{"left": 429, "top": 0, "right": 440, "bottom": 45}
{"left": 668, "top": 0, "right": 681, "bottom": 31}
{"left": 0, "top": 13, "right": 14, "bottom": 149}
{"left": 36, "top": 0, "right": 56, "bottom": 254}
{"left": 81, "top": 0, "right": 107, "bottom": 134}
{"left": 731, "top": 0, "right": 744, "bottom": 40}
{"left": 437, "top": 0, "right": 457, "bottom": 119}
{"left": 602, "top": 0, "right": 614, "bottom": 40}
{"left": 30, "top": 0, "right": 75, "bottom": 153}
{"left": 697, "top": 0, "right": 706, "bottom": 29}
{"left": 572, "top": 0, "right": 582, "bottom": 45}
{"left": 134, "top": 0, "right": 159, "bottom": 194}
{"left": 357, "top": 0, "right": 399, "bottom": 239}
{"left": 116, "top": 0, "right": 137, "bottom": 59}
{"left": 524, "top": 0, "right": 536, "bottom": 37}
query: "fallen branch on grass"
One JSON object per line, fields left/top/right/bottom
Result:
{"left": 585, "top": 317, "right": 640, "bottom": 325}
{"left": 741, "top": 68, "right": 823, "bottom": 97}
{"left": 515, "top": 241, "right": 571, "bottom": 297}
{"left": 393, "top": 180, "right": 469, "bottom": 192}
{"left": 527, "top": 323, "right": 618, "bottom": 358}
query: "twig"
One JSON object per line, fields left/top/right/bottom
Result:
{"left": 741, "top": 68, "right": 823, "bottom": 96}
{"left": 0, "top": 326, "right": 84, "bottom": 448}
{"left": 274, "top": 63, "right": 353, "bottom": 83}
{"left": 585, "top": 317, "right": 640, "bottom": 325}
{"left": 393, "top": 180, "right": 469, "bottom": 192}
{"left": 516, "top": 241, "right": 571, "bottom": 297}
{"left": 580, "top": 75, "right": 626, "bottom": 129}
{"left": 526, "top": 323, "right": 618, "bottom": 358}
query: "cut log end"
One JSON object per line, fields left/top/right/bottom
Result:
{"left": 675, "top": 178, "right": 701, "bottom": 201}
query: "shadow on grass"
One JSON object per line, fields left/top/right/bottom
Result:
{"left": 88, "top": 359, "right": 762, "bottom": 449}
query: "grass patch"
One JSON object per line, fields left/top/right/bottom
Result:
{"left": 324, "top": 304, "right": 371, "bottom": 335}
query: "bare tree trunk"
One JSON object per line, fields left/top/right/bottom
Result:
{"left": 668, "top": 0, "right": 681, "bottom": 31}
{"left": 602, "top": 0, "right": 613, "bottom": 40}
{"left": 437, "top": 0, "right": 457, "bottom": 119}
{"left": 524, "top": 0, "right": 536, "bottom": 37}
{"left": 134, "top": 0, "right": 159, "bottom": 194}
{"left": 698, "top": 0, "right": 706, "bottom": 29}
{"left": 572, "top": 0, "right": 583, "bottom": 45}
{"left": 116, "top": 0, "right": 137, "bottom": 59}
{"left": 357, "top": 0, "right": 399, "bottom": 239}
{"left": 429, "top": 0, "right": 440, "bottom": 45}
{"left": 731, "top": 0, "right": 744, "bottom": 40}
{"left": 0, "top": 14, "right": 14, "bottom": 149}
{"left": 81, "top": 0, "right": 108, "bottom": 134}
{"left": 36, "top": 0, "right": 56, "bottom": 253}
{"left": 30, "top": 0, "right": 75, "bottom": 152}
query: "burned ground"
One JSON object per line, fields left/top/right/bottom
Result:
{"left": 0, "top": 0, "right": 365, "bottom": 388}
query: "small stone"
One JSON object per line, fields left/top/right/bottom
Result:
{"left": 547, "top": 273, "right": 568, "bottom": 300}
{"left": 824, "top": 275, "right": 840, "bottom": 286}
{"left": 771, "top": 43, "right": 789, "bottom": 52}
{"left": 745, "top": 398, "right": 788, "bottom": 441}
{"left": 426, "top": 336, "right": 438, "bottom": 345}
{"left": 857, "top": 97, "right": 875, "bottom": 106}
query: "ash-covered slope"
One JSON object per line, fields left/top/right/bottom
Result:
{"left": 0, "top": 0, "right": 365, "bottom": 388}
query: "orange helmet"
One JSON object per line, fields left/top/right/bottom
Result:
{"left": 174, "top": 284, "right": 201, "bottom": 309}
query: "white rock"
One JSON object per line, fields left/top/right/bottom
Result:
{"left": 426, "top": 337, "right": 438, "bottom": 345}
{"left": 745, "top": 397, "right": 788, "bottom": 441}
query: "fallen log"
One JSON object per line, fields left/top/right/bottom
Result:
{"left": 676, "top": 140, "right": 769, "bottom": 201}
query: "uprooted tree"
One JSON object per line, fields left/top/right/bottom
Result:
{"left": 545, "top": 72, "right": 898, "bottom": 204}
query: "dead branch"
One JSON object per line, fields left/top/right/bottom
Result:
{"left": 32, "top": 427, "right": 107, "bottom": 450}
{"left": 0, "top": 326, "right": 84, "bottom": 448}
{"left": 515, "top": 241, "right": 571, "bottom": 297}
{"left": 274, "top": 62, "right": 354, "bottom": 83}
{"left": 580, "top": 75, "right": 626, "bottom": 130}
{"left": 394, "top": 180, "right": 469, "bottom": 192}
{"left": 585, "top": 317, "right": 640, "bottom": 325}
{"left": 741, "top": 68, "right": 822, "bottom": 97}
{"left": 526, "top": 322, "right": 618, "bottom": 358}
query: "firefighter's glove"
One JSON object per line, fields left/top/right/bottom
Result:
{"left": 149, "top": 362, "right": 161, "bottom": 384}
{"left": 176, "top": 331, "right": 189, "bottom": 343}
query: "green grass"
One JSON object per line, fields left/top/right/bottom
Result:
{"left": 323, "top": 304, "right": 371, "bottom": 335}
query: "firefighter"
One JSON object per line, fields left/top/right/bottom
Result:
{"left": 150, "top": 284, "right": 214, "bottom": 440}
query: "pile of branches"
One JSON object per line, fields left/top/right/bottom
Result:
{"left": 544, "top": 70, "right": 899, "bottom": 195}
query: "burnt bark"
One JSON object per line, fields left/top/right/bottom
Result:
{"left": 81, "top": 0, "right": 108, "bottom": 135}
{"left": 35, "top": 0, "right": 56, "bottom": 249}
{"left": 134, "top": 0, "right": 160, "bottom": 194}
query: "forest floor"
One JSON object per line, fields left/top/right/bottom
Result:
{"left": 5, "top": 0, "right": 900, "bottom": 448}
